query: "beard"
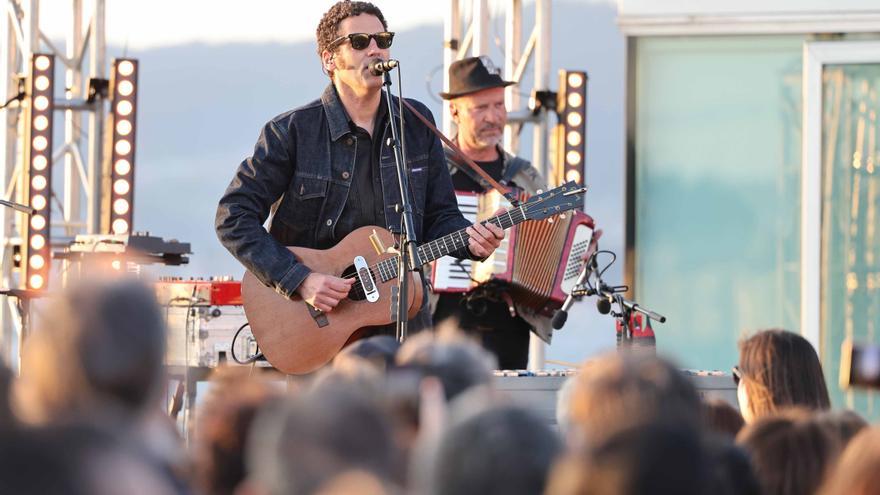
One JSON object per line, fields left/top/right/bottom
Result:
{"left": 474, "top": 125, "right": 504, "bottom": 147}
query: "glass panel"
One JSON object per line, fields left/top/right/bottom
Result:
{"left": 634, "top": 36, "right": 804, "bottom": 371}
{"left": 821, "top": 63, "right": 880, "bottom": 421}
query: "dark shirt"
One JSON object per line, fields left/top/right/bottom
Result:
{"left": 451, "top": 156, "right": 504, "bottom": 192}
{"left": 336, "top": 98, "right": 388, "bottom": 240}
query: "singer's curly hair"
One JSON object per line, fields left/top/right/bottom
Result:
{"left": 316, "top": 1, "right": 388, "bottom": 77}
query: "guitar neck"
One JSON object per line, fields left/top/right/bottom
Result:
{"left": 416, "top": 207, "right": 527, "bottom": 264}
{"left": 373, "top": 207, "right": 528, "bottom": 284}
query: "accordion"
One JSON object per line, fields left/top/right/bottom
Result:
{"left": 431, "top": 189, "right": 595, "bottom": 316}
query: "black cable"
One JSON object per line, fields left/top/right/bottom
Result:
{"left": 231, "top": 322, "right": 263, "bottom": 365}
{"left": 0, "top": 92, "right": 25, "bottom": 110}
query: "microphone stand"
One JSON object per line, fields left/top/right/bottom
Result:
{"left": 0, "top": 199, "right": 35, "bottom": 215}
{"left": 381, "top": 67, "right": 421, "bottom": 342}
{"left": 565, "top": 251, "right": 667, "bottom": 345}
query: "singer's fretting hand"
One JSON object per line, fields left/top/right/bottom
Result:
{"left": 467, "top": 221, "right": 504, "bottom": 259}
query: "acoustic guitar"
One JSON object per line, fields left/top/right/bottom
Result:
{"left": 241, "top": 181, "right": 586, "bottom": 374}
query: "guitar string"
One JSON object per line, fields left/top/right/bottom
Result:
{"left": 335, "top": 197, "right": 560, "bottom": 298}
{"left": 341, "top": 202, "right": 541, "bottom": 298}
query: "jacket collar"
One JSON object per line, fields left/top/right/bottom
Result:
{"left": 321, "top": 83, "right": 399, "bottom": 141}
{"left": 321, "top": 84, "right": 351, "bottom": 142}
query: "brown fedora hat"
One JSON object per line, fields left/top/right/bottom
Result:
{"left": 439, "top": 56, "right": 515, "bottom": 100}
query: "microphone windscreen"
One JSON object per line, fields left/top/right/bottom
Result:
{"left": 551, "top": 310, "right": 568, "bottom": 330}
{"left": 597, "top": 298, "right": 612, "bottom": 315}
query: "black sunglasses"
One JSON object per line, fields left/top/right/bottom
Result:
{"left": 329, "top": 31, "right": 395, "bottom": 51}
{"left": 731, "top": 366, "right": 742, "bottom": 386}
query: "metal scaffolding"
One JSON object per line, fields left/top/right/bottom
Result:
{"left": 443, "top": 0, "right": 553, "bottom": 370}
{"left": 1, "top": 0, "right": 107, "bottom": 368}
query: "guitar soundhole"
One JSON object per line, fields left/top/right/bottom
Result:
{"left": 342, "top": 265, "right": 367, "bottom": 301}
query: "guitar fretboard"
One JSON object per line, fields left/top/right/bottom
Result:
{"left": 373, "top": 207, "right": 527, "bottom": 283}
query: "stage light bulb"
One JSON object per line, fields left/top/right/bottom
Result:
{"left": 35, "top": 76, "right": 50, "bottom": 91}
{"left": 567, "top": 73, "right": 584, "bottom": 88}
{"left": 118, "top": 60, "right": 134, "bottom": 76}
{"left": 117, "top": 101, "right": 133, "bottom": 116}
{"left": 32, "top": 155, "right": 48, "bottom": 171}
{"left": 34, "top": 115, "right": 49, "bottom": 131}
{"left": 115, "top": 139, "right": 131, "bottom": 155}
{"left": 566, "top": 170, "right": 582, "bottom": 183}
{"left": 567, "top": 131, "right": 582, "bottom": 147}
{"left": 30, "top": 215, "right": 46, "bottom": 230}
{"left": 29, "top": 255, "right": 45, "bottom": 269}
{"left": 33, "top": 136, "right": 48, "bottom": 151}
{"left": 32, "top": 195, "right": 47, "bottom": 210}
{"left": 567, "top": 93, "right": 583, "bottom": 108}
{"left": 566, "top": 150, "right": 582, "bottom": 166}
{"left": 30, "top": 235, "right": 45, "bottom": 250}
{"left": 114, "top": 179, "right": 130, "bottom": 195}
{"left": 114, "top": 159, "right": 131, "bottom": 175}
{"left": 35, "top": 56, "right": 51, "bottom": 71}
{"left": 118, "top": 80, "right": 134, "bottom": 96}
{"left": 34, "top": 96, "right": 49, "bottom": 111}
{"left": 116, "top": 120, "right": 132, "bottom": 136}
{"left": 112, "top": 219, "right": 129, "bottom": 234}
{"left": 32, "top": 175, "right": 47, "bottom": 191}
{"left": 29, "top": 274, "right": 44, "bottom": 290}
{"left": 567, "top": 112, "right": 582, "bottom": 127}
{"left": 114, "top": 198, "right": 130, "bottom": 215}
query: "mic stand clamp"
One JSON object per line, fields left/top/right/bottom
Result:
{"left": 382, "top": 68, "right": 421, "bottom": 343}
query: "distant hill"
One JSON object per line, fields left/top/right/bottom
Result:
{"left": 126, "top": 0, "right": 624, "bottom": 363}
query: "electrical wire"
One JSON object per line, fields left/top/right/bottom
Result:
{"left": 231, "top": 322, "right": 263, "bottom": 365}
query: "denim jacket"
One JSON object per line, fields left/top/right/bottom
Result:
{"left": 215, "top": 84, "right": 472, "bottom": 299}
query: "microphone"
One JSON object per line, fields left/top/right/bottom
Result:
{"left": 596, "top": 296, "right": 612, "bottom": 315}
{"left": 551, "top": 260, "right": 593, "bottom": 330}
{"left": 369, "top": 59, "right": 399, "bottom": 76}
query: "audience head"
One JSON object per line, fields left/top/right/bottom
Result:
{"left": 814, "top": 409, "right": 868, "bottom": 447}
{"left": 819, "top": 426, "right": 880, "bottom": 495}
{"left": 0, "top": 422, "right": 176, "bottom": 495}
{"left": 701, "top": 397, "right": 745, "bottom": 439}
{"left": 17, "top": 278, "right": 166, "bottom": 423}
{"left": 193, "top": 367, "right": 282, "bottom": 495}
{"left": 427, "top": 404, "right": 561, "bottom": 495}
{"left": 735, "top": 329, "right": 830, "bottom": 422}
{"left": 546, "top": 421, "right": 711, "bottom": 495}
{"left": 736, "top": 408, "right": 841, "bottom": 495}
{"left": 569, "top": 352, "right": 702, "bottom": 447}
{"left": 396, "top": 325, "right": 495, "bottom": 402}
{"left": 703, "top": 437, "right": 762, "bottom": 495}
{"left": 333, "top": 335, "right": 400, "bottom": 377}
{"left": 245, "top": 382, "right": 397, "bottom": 495}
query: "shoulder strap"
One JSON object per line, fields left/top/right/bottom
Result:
{"left": 402, "top": 99, "right": 519, "bottom": 205}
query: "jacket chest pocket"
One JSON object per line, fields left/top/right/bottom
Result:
{"left": 274, "top": 175, "right": 329, "bottom": 245}
{"left": 294, "top": 175, "right": 329, "bottom": 200}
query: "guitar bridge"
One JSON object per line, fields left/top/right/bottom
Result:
{"left": 354, "top": 256, "right": 379, "bottom": 302}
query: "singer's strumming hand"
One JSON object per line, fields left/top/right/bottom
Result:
{"left": 296, "top": 272, "right": 355, "bottom": 313}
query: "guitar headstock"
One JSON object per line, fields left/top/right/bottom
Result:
{"left": 520, "top": 181, "right": 586, "bottom": 221}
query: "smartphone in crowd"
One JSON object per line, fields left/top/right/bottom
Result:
{"left": 840, "top": 339, "right": 880, "bottom": 389}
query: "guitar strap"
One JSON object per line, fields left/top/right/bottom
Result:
{"left": 401, "top": 99, "right": 520, "bottom": 207}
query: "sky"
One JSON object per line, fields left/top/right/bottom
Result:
{"left": 41, "top": 0, "right": 534, "bottom": 49}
